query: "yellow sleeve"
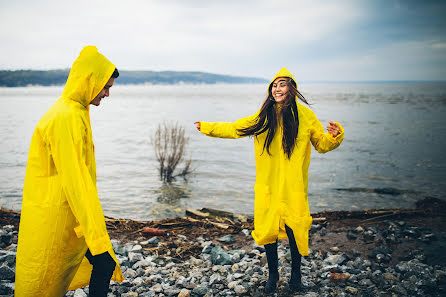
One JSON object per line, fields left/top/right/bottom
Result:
{"left": 49, "top": 116, "right": 111, "bottom": 256}
{"left": 200, "top": 112, "right": 259, "bottom": 139}
{"left": 309, "top": 115, "right": 344, "bottom": 154}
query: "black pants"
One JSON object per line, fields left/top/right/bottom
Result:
{"left": 85, "top": 249, "right": 116, "bottom": 297}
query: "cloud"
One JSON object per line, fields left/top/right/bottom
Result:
{"left": 0, "top": 0, "right": 445, "bottom": 80}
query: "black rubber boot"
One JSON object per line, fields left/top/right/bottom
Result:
{"left": 264, "top": 241, "right": 279, "bottom": 294}
{"left": 285, "top": 225, "right": 303, "bottom": 292}
{"left": 85, "top": 249, "right": 116, "bottom": 297}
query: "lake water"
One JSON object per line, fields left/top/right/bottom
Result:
{"left": 1, "top": 83, "right": 445, "bottom": 220}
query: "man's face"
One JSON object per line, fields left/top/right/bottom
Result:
{"left": 90, "top": 77, "right": 115, "bottom": 106}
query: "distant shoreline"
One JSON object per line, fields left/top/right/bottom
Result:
{"left": 1, "top": 69, "right": 445, "bottom": 87}
{"left": 0, "top": 69, "right": 267, "bottom": 87}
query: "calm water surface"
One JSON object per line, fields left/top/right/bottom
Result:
{"left": 1, "top": 83, "right": 445, "bottom": 220}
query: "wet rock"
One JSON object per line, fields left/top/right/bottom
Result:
{"left": 148, "top": 236, "right": 160, "bottom": 245}
{"left": 121, "top": 293, "right": 138, "bottom": 297}
{"left": 369, "top": 246, "right": 392, "bottom": 258}
{"left": 128, "top": 252, "right": 143, "bottom": 264}
{"left": 73, "top": 289, "right": 87, "bottom": 297}
{"left": 210, "top": 246, "right": 233, "bottom": 266}
{"left": 164, "top": 287, "right": 180, "bottom": 296}
{"left": 345, "top": 286, "right": 358, "bottom": 294}
{"left": 192, "top": 286, "right": 208, "bottom": 296}
{"left": 0, "top": 283, "right": 13, "bottom": 295}
{"left": 0, "top": 251, "right": 16, "bottom": 266}
{"left": 201, "top": 244, "right": 213, "bottom": 254}
{"left": 0, "top": 233, "right": 12, "bottom": 245}
{"left": 391, "top": 284, "right": 408, "bottom": 295}
{"left": 395, "top": 262, "right": 410, "bottom": 273}
{"left": 131, "top": 244, "right": 142, "bottom": 252}
{"left": 178, "top": 288, "right": 191, "bottom": 297}
{"left": 324, "top": 254, "right": 346, "bottom": 265}
{"left": 311, "top": 224, "right": 321, "bottom": 232}
{"left": 0, "top": 265, "right": 15, "bottom": 280}
{"left": 347, "top": 231, "right": 358, "bottom": 240}
{"left": 359, "top": 278, "right": 373, "bottom": 287}
{"left": 421, "top": 233, "right": 437, "bottom": 242}
{"left": 330, "top": 272, "right": 350, "bottom": 283}
{"left": 354, "top": 226, "right": 364, "bottom": 233}
{"left": 241, "top": 229, "right": 250, "bottom": 237}
{"left": 234, "top": 285, "right": 248, "bottom": 295}
{"left": 217, "top": 234, "right": 235, "bottom": 244}
{"left": 383, "top": 272, "right": 398, "bottom": 281}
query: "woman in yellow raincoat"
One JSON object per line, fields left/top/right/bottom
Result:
{"left": 195, "top": 68, "right": 344, "bottom": 293}
{"left": 16, "top": 46, "right": 124, "bottom": 297}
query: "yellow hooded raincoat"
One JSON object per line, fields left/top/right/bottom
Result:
{"left": 16, "top": 46, "right": 123, "bottom": 297}
{"left": 200, "top": 68, "right": 344, "bottom": 256}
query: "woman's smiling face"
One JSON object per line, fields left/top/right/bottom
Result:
{"left": 271, "top": 77, "right": 290, "bottom": 103}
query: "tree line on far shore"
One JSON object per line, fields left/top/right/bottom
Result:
{"left": 0, "top": 70, "right": 267, "bottom": 87}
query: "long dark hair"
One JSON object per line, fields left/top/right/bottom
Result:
{"left": 237, "top": 78, "right": 310, "bottom": 159}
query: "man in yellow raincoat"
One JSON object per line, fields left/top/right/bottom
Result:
{"left": 195, "top": 68, "right": 344, "bottom": 293}
{"left": 16, "top": 46, "right": 124, "bottom": 297}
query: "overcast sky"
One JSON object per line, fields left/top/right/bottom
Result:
{"left": 1, "top": 0, "right": 445, "bottom": 81}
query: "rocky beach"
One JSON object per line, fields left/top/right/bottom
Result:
{"left": 1, "top": 197, "right": 445, "bottom": 297}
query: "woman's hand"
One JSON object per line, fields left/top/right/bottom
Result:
{"left": 194, "top": 121, "right": 201, "bottom": 131}
{"left": 327, "top": 121, "right": 340, "bottom": 137}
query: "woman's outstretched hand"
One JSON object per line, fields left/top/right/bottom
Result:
{"left": 194, "top": 121, "right": 201, "bottom": 131}
{"left": 327, "top": 121, "right": 340, "bottom": 137}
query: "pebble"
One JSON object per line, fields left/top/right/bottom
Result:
{"left": 0, "top": 217, "right": 443, "bottom": 297}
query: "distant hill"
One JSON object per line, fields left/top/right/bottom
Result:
{"left": 0, "top": 69, "right": 267, "bottom": 87}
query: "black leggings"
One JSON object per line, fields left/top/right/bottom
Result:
{"left": 85, "top": 249, "right": 116, "bottom": 297}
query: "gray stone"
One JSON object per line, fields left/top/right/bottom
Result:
{"left": 139, "top": 292, "right": 156, "bottom": 297}
{"left": 152, "top": 283, "right": 163, "bottom": 293}
{"left": 128, "top": 252, "right": 143, "bottom": 264}
{"left": 0, "top": 233, "right": 12, "bottom": 245}
{"left": 0, "top": 251, "right": 16, "bottom": 266}
{"left": 131, "top": 244, "right": 143, "bottom": 252}
{"left": 211, "top": 246, "right": 233, "bottom": 266}
{"left": 164, "top": 287, "right": 181, "bottom": 296}
{"left": 73, "top": 289, "right": 87, "bottom": 297}
{"left": 344, "top": 286, "right": 358, "bottom": 294}
{"left": 391, "top": 284, "right": 408, "bottom": 295}
{"left": 359, "top": 278, "right": 373, "bottom": 287}
{"left": 0, "top": 283, "right": 13, "bottom": 295}
{"left": 178, "top": 289, "right": 191, "bottom": 297}
{"left": 202, "top": 244, "right": 213, "bottom": 254}
{"left": 148, "top": 236, "right": 159, "bottom": 245}
{"left": 124, "top": 268, "right": 137, "bottom": 278}
{"left": 323, "top": 254, "right": 346, "bottom": 265}
{"left": 209, "top": 273, "right": 222, "bottom": 285}
{"left": 192, "top": 286, "right": 208, "bottom": 296}
{"left": 132, "top": 276, "right": 144, "bottom": 286}
{"left": 234, "top": 285, "right": 248, "bottom": 295}
{"left": 121, "top": 293, "right": 138, "bottom": 297}
{"left": 217, "top": 234, "right": 235, "bottom": 244}
{"left": 0, "top": 265, "right": 15, "bottom": 281}
{"left": 369, "top": 246, "right": 392, "bottom": 258}
{"left": 133, "top": 259, "right": 151, "bottom": 269}
{"left": 395, "top": 262, "right": 410, "bottom": 273}
{"left": 347, "top": 231, "right": 358, "bottom": 240}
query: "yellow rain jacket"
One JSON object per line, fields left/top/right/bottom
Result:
{"left": 200, "top": 68, "right": 344, "bottom": 255}
{"left": 16, "top": 46, "right": 123, "bottom": 297}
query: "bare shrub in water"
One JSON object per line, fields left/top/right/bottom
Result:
{"left": 153, "top": 122, "right": 193, "bottom": 183}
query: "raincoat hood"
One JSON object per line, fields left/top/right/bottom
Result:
{"left": 62, "top": 45, "right": 115, "bottom": 108}
{"left": 268, "top": 67, "right": 298, "bottom": 93}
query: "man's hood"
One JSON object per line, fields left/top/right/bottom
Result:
{"left": 62, "top": 46, "right": 115, "bottom": 108}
